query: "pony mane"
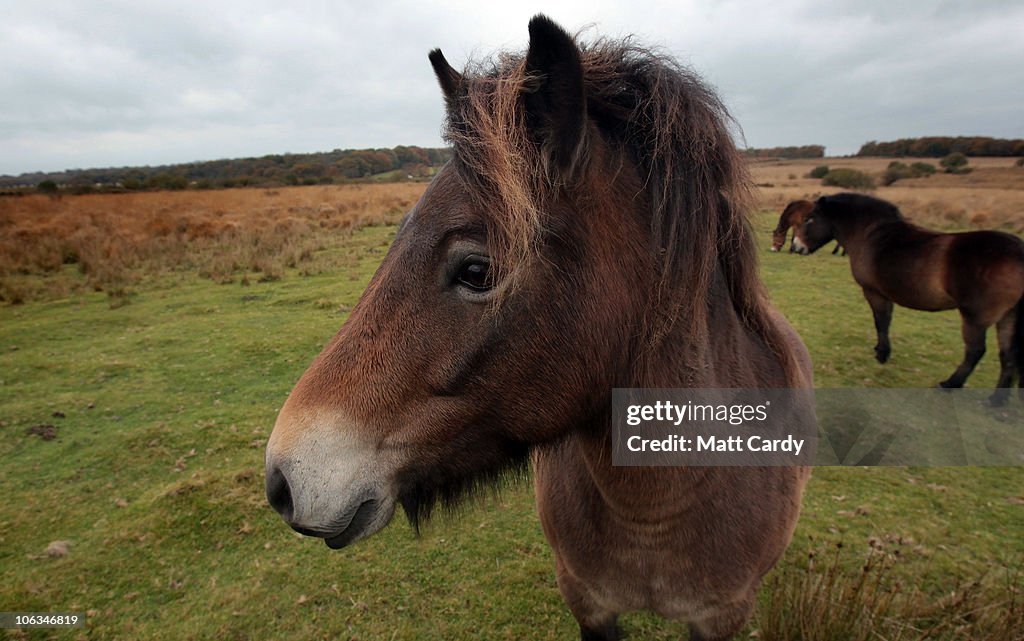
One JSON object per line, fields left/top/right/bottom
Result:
{"left": 826, "top": 192, "right": 904, "bottom": 222}
{"left": 442, "top": 34, "right": 796, "bottom": 382}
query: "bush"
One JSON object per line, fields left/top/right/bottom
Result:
{"left": 880, "top": 161, "right": 937, "bottom": 186}
{"left": 37, "top": 180, "right": 59, "bottom": 194}
{"left": 808, "top": 165, "right": 830, "bottom": 179}
{"left": 881, "top": 164, "right": 909, "bottom": 186}
{"left": 822, "top": 168, "right": 875, "bottom": 190}
{"left": 146, "top": 174, "right": 188, "bottom": 190}
{"left": 1016, "top": 157, "right": 1024, "bottom": 167}
{"left": 940, "top": 152, "right": 969, "bottom": 173}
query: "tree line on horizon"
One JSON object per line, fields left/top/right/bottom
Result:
{"left": 743, "top": 145, "right": 825, "bottom": 159}
{"left": 857, "top": 136, "right": 1024, "bottom": 158}
{"left": 6, "top": 135, "right": 1024, "bottom": 195}
{"left": 0, "top": 146, "right": 453, "bottom": 192}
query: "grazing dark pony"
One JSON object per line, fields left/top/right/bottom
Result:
{"left": 771, "top": 200, "right": 813, "bottom": 252}
{"left": 266, "top": 16, "right": 813, "bottom": 641}
{"left": 772, "top": 199, "right": 844, "bottom": 255}
{"left": 795, "top": 192, "right": 1024, "bottom": 405}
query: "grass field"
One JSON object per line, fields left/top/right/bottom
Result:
{"left": 1, "top": 172, "right": 1022, "bottom": 640}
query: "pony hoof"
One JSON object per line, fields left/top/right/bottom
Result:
{"left": 938, "top": 379, "right": 961, "bottom": 390}
{"left": 988, "top": 392, "right": 1009, "bottom": 407}
{"left": 987, "top": 389, "right": 1011, "bottom": 403}
{"left": 874, "top": 349, "right": 890, "bottom": 364}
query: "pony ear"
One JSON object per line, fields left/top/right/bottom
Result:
{"left": 524, "top": 15, "right": 588, "bottom": 179}
{"left": 429, "top": 48, "right": 462, "bottom": 105}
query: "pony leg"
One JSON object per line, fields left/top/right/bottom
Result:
{"left": 989, "top": 311, "right": 1017, "bottom": 406}
{"left": 940, "top": 316, "right": 987, "bottom": 390}
{"left": 555, "top": 559, "right": 619, "bottom": 641}
{"left": 580, "top": 620, "right": 619, "bottom": 641}
{"left": 688, "top": 595, "right": 754, "bottom": 641}
{"left": 862, "top": 289, "right": 893, "bottom": 363}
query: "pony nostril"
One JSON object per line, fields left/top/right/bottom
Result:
{"left": 266, "top": 466, "right": 294, "bottom": 522}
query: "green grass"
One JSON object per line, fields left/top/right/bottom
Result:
{"left": 1, "top": 214, "right": 1021, "bottom": 640}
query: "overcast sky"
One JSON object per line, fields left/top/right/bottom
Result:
{"left": 2, "top": 0, "right": 1023, "bottom": 176}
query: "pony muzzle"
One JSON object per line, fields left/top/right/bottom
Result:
{"left": 265, "top": 410, "right": 397, "bottom": 549}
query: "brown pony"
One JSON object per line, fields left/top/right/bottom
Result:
{"left": 265, "top": 16, "right": 813, "bottom": 641}
{"left": 795, "top": 192, "right": 1024, "bottom": 405}
{"left": 772, "top": 199, "right": 844, "bottom": 255}
{"left": 771, "top": 200, "right": 813, "bottom": 252}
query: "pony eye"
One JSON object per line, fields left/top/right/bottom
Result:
{"left": 455, "top": 257, "right": 492, "bottom": 291}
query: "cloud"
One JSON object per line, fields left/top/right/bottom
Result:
{"left": 1, "top": 0, "right": 1022, "bottom": 175}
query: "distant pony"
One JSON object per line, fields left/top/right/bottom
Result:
{"left": 795, "top": 192, "right": 1024, "bottom": 405}
{"left": 267, "top": 15, "right": 814, "bottom": 641}
{"left": 771, "top": 200, "right": 813, "bottom": 252}
{"left": 772, "top": 199, "right": 844, "bottom": 255}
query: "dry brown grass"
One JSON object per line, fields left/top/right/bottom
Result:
{"left": 756, "top": 540, "right": 1024, "bottom": 641}
{"left": 4, "top": 159, "right": 1023, "bottom": 305}
{"left": 752, "top": 156, "right": 1024, "bottom": 233}
{"left": 0, "top": 183, "right": 426, "bottom": 304}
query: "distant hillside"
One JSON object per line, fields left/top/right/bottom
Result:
{"left": 0, "top": 146, "right": 453, "bottom": 191}
{"left": 744, "top": 145, "right": 825, "bottom": 160}
{"left": 857, "top": 136, "right": 1024, "bottom": 158}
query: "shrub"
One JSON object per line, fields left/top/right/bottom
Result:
{"left": 822, "top": 168, "right": 875, "bottom": 190}
{"left": 37, "top": 180, "right": 59, "bottom": 194}
{"left": 881, "top": 162, "right": 910, "bottom": 186}
{"left": 881, "top": 161, "right": 937, "bottom": 186}
{"left": 1015, "top": 157, "right": 1024, "bottom": 167}
{"left": 146, "top": 174, "right": 188, "bottom": 190}
{"left": 166, "top": 175, "right": 189, "bottom": 190}
{"left": 808, "top": 165, "right": 830, "bottom": 179}
{"left": 940, "top": 152, "right": 969, "bottom": 173}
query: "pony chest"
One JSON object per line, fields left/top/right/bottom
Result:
{"left": 537, "top": 485, "right": 756, "bottom": 616}
{"left": 555, "top": 525, "right": 712, "bottom": 612}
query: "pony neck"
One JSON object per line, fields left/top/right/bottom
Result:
{"left": 831, "top": 208, "right": 897, "bottom": 261}
{"left": 827, "top": 212, "right": 880, "bottom": 258}
{"left": 568, "top": 270, "right": 761, "bottom": 506}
